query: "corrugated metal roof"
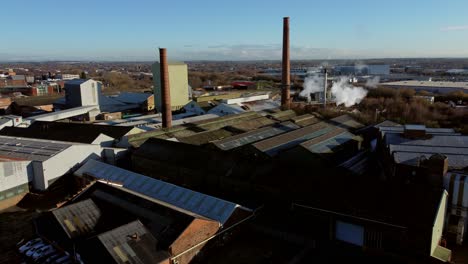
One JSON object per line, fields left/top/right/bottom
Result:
{"left": 213, "top": 122, "right": 299, "bottom": 150}
{"left": 75, "top": 159, "right": 245, "bottom": 224}
{"left": 301, "top": 129, "right": 356, "bottom": 154}
{"left": 98, "top": 220, "right": 159, "bottom": 264}
{"left": 177, "top": 128, "right": 234, "bottom": 145}
{"left": 385, "top": 133, "right": 468, "bottom": 147}
{"left": 0, "top": 135, "right": 72, "bottom": 161}
{"left": 394, "top": 152, "right": 468, "bottom": 169}
{"left": 382, "top": 80, "right": 468, "bottom": 89}
{"left": 374, "top": 120, "right": 401, "bottom": 128}
{"left": 253, "top": 122, "right": 333, "bottom": 156}
{"left": 385, "top": 132, "right": 468, "bottom": 169}
{"left": 113, "top": 92, "right": 153, "bottom": 104}
{"left": 52, "top": 199, "right": 101, "bottom": 238}
{"left": 329, "top": 114, "right": 364, "bottom": 130}
{"left": 379, "top": 126, "right": 456, "bottom": 134}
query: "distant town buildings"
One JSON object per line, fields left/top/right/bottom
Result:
{"left": 381, "top": 80, "right": 468, "bottom": 93}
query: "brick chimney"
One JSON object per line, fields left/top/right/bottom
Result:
{"left": 159, "top": 48, "right": 172, "bottom": 128}
{"left": 281, "top": 17, "right": 290, "bottom": 110}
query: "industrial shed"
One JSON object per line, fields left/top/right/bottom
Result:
{"left": 68, "top": 160, "right": 252, "bottom": 263}
{"left": 0, "top": 136, "right": 101, "bottom": 190}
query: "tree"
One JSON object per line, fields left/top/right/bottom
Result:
{"left": 80, "top": 71, "right": 87, "bottom": 79}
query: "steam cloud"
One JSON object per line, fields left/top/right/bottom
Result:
{"left": 331, "top": 77, "right": 368, "bottom": 107}
{"left": 365, "top": 76, "right": 380, "bottom": 88}
{"left": 300, "top": 72, "right": 368, "bottom": 107}
{"left": 299, "top": 74, "right": 323, "bottom": 102}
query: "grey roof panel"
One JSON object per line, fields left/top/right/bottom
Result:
{"left": 0, "top": 136, "right": 71, "bottom": 161}
{"left": 52, "top": 199, "right": 101, "bottom": 238}
{"left": 214, "top": 122, "right": 299, "bottom": 150}
{"left": 305, "top": 131, "right": 356, "bottom": 153}
{"left": 75, "top": 159, "right": 246, "bottom": 224}
{"left": 98, "top": 220, "right": 158, "bottom": 264}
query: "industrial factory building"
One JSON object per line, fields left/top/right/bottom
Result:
{"left": 380, "top": 80, "right": 468, "bottom": 94}
{"left": 53, "top": 79, "right": 153, "bottom": 121}
{"left": 31, "top": 159, "right": 255, "bottom": 264}
{"left": 377, "top": 124, "right": 468, "bottom": 248}
{"left": 0, "top": 135, "right": 101, "bottom": 210}
{"left": 0, "top": 121, "right": 144, "bottom": 147}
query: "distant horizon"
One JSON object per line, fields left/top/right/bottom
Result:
{"left": 2, "top": 56, "right": 468, "bottom": 64}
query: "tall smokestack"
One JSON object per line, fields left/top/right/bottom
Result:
{"left": 281, "top": 17, "right": 290, "bottom": 109}
{"left": 159, "top": 48, "right": 172, "bottom": 128}
{"left": 323, "top": 68, "right": 328, "bottom": 108}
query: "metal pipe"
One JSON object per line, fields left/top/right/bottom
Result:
{"left": 159, "top": 48, "right": 172, "bottom": 128}
{"left": 281, "top": 17, "right": 290, "bottom": 109}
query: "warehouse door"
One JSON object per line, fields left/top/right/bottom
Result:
{"left": 335, "top": 221, "right": 364, "bottom": 246}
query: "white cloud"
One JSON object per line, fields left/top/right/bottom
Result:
{"left": 440, "top": 25, "right": 468, "bottom": 31}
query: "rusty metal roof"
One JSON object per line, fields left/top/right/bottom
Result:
{"left": 52, "top": 199, "right": 101, "bottom": 238}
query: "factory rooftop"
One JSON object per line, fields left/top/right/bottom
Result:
{"left": 212, "top": 121, "right": 299, "bottom": 151}
{"left": 0, "top": 121, "right": 137, "bottom": 145}
{"left": 95, "top": 220, "right": 161, "bottom": 264}
{"left": 300, "top": 128, "right": 359, "bottom": 154}
{"left": 75, "top": 159, "right": 251, "bottom": 225}
{"left": 0, "top": 135, "right": 72, "bottom": 161}
{"left": 381, "top": 80, "right": 468, "bottom": 90}
{"left": 380, "top": 125, "right": 468, "bottom": 169}
{"left": 127, "top": 111, "right": 262, "bottom": 147}
{"left": 252, "top": 122, "right": 336, "bottom": 157}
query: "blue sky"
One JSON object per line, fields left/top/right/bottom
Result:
{"left": 2, "top": 0, "right": 468, "bottom": 61}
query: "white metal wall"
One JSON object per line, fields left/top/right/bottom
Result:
{"left": 0, "top": 161, "right": 31, "bottom": 192}
{"left": 431, "top": 191, "right": 448, "bottom": 255}
{"left": 37, "top": 144, "right": 102, "bottom": 190}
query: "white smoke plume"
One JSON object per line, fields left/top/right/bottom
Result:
{"left": 365, "top": 76, "right": 380, "bottom": 88}
{"left": 331, "top": 77, "right": 368, "bottom": 107}
{"left": 299, "top": 75, "right": 323, "bottom": 101}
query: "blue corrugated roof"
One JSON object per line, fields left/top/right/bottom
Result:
{"left": 75, "top": 160, "right": 248, "bottom": 224}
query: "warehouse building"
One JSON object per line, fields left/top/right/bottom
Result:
{"left": 380, "top": 80, "right": 468, "bottom": 94}
{"left": 377, "top": 124, "right": 468, "bottom": 247}
{"left": 35, "top": 159, "right": 255, "bottom": 263}
{"left": 0, "top": 136, "right": 101, "bottom": 191}
{"left": 0, "top": 121, "right": 144, "bottom": 148}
